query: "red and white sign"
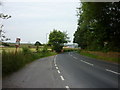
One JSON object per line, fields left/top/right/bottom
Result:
{"left": 15, "top": 38, "right": 21, "bottom": 47}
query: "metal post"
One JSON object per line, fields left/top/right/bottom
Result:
{"left": 46, "top": 33, "right": 49, "bottom": 44}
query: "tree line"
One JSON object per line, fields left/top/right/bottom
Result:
{"left": 73, "top": 2, "right": 120, "bottom": 52}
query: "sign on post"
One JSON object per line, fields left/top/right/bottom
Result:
{"left": 15, "top": 38, "right": 21, "bottom": 53}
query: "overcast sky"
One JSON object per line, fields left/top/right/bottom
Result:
{"left": 1, "top": 0, "right": 80, "bottom": 44}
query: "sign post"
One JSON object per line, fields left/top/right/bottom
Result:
{"left": 15, "top": 38, "right": 21, "bottom": 54}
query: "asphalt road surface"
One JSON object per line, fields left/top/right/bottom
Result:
{"left": 3, "top": 52, "right": 119, "bottom": 89}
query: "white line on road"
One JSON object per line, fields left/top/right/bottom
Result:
{"left": 69, "top": 52, "right": 71, "bottom": 55}
{"left": 54, "top": 56, "right": 56, "bottom": 64}
{"left": 56, "top": 67, "right": 59, "bottom": 69}
{"left": 65, "top": 86, "right": 70, "bottom": 90}
{"left": 57, "top": 70, "right": 60, "bottom": 74}
{"left": 81, "top": 60, "right": 94, "bottom": 66}
{"left": 54, "top": 55, "right": 57, "bottom": 65}
{"left": 55, "top": 64, "right": 57, "bottom": 67}
{"left": 73, "top": 56, "right": 77, "bottom": 59}
{"left": 60, "top": 76, "right": 64, "bottom": 80}
{"left": 105, "top": 69, "right": 120, "bottom": 75}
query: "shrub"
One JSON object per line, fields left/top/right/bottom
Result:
{"left": 41, "top": 45, "right": 48, "bottom": 53}
{"left": 52, "top": 45, "right": 63, "bottom": 53}
{"left": 22, "top": 47, "right": 31, "bottom": 54}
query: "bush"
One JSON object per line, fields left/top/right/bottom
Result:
{"left": 22, "top": 47, "right": 32, "bottom": 54}
{"left": 52, "top": 45, "right": 63, "bottom": 53}
{"left": 41, "top": 45, "right": 48, "bottom": 53}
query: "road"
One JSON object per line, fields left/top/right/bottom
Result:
{"left": 3, "top": 52, "right": 119, "bottom": 89}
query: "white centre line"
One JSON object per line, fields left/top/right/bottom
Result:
{"left": 57, "top": 70, "right": 60, "bottom": 74}
{"left": 55, "top": 64, "right": 57, "bottom": 67}
{"left": 56, "top": 67, "right": 59, "bottom": 69}
{"left": 54, "top": 55, "right": 57, "bottom": 64}
{"left": 81, "top": 60, "right": 84, "bottom": 62}
{"left": 105, "top": 69, "right": 120, "bottom": 75}
{"left": 60, "top": 76, "right": 64, "bottom": 80}
{"left": 65, "top": 86, "right": 70, "bottom": 90}
{"left": 73, "top": 56, "right": 77, "bottom": 59}
{"left": 69, "top": 52, "right": 71, "bottom": 55}
{"left": 81, "top": 60, "right": 94, "bottom": 66}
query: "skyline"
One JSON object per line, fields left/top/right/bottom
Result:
{"left": 1, "top": 1, "right": 80, "bottom": 44}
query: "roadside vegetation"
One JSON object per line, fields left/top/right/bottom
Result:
{"left": 58, "top": 47, "right": 120, "bottom": 64}
{"left": 74, "top": 2, "right": 120, "bottom": 52}
{"left": 62, "top": 48, "right": 120, "bottom": 64}
{"left": 63, "top": 48, "right": 78, "bottom": 52}
{"left": 73, "top": 2, "right": 120, "bottom": 64}
{"left": 2, "top": 46, "right": 57, "bottom": 77}
{"left": 48, "top": 29, "right": 69, "bottom": 53}
{"left": 77, "top": 50, "right": 120, "bottom": 64}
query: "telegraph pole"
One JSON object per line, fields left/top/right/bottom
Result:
{"left": 46, "top": 33, "right": 49, "bottom": 44}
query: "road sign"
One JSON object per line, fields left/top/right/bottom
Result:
{"left": 15, "top": 38, "right": 20, "bottom": 47}
{"left": 15, "top": 38, "right": 21, "bottom": 54}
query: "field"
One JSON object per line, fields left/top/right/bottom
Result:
{"left": 2, "top": 47, "right": 34, "bottom": 52}
{"left": 1, "top": 47, "right": 52, "bottom": 53}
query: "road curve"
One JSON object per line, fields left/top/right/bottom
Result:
{"left": 3, "top": 56, "right": 65, "bottom": 88}
{"left": 55, "top": 52, "right": 119, "bottom": 88}
{"left": 3, "top": 52, "right": 119, "bottom": 89}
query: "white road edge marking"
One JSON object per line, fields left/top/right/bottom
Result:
{"left": 106, "top": 69, "right": 120, "bottom": 75}
{"left": 65, "top": 86, "right": 70, "bottom": 90}
{"left": 57, "top": 70, "right": 60, "bottom": 74}
{"left": 81, "top": 60, "right": 94, "bottom": 66}
{"left": 60, "top": 76, "right": 64, "bottom": 80}
{"left": 56, "top": 67, "right": 59, "bottom": 69}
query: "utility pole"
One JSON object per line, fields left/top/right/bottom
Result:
{"left": 46, "top": 33, "right": 49, "bottom": 44}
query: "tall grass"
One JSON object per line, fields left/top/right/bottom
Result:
{"left": 77, "top": 50, "right": 120, "bottom": 64}
{"left": 2, "top": 47, "right": 57, "bottom": 76}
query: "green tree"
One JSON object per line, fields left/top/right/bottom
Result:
{"left": 48, "top": 29, "right": 69, "bottom": 53}
{"left": 34, "top": 41, "right": 41, "bottom": 52}
{"left": 74, "top": 2, "right": 120, "bottom": 51}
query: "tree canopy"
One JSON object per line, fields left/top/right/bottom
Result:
{"left": 34, "top": 41, "right": 41, "bottom": 46}
{"left": 48, "top": 29, "right": 69, "bottom": 52}
{"left": 74, "top": 2, "right": 120, "bottom": 51}
{"left": 34, "top": 41, "right": 42, "bottom": 52}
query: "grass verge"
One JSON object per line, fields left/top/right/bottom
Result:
{"left": 78, "top": 50, "right": 120, "bottom": 64}
{"left": 2, "top": 47, "right": 57, "bottom": 77}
